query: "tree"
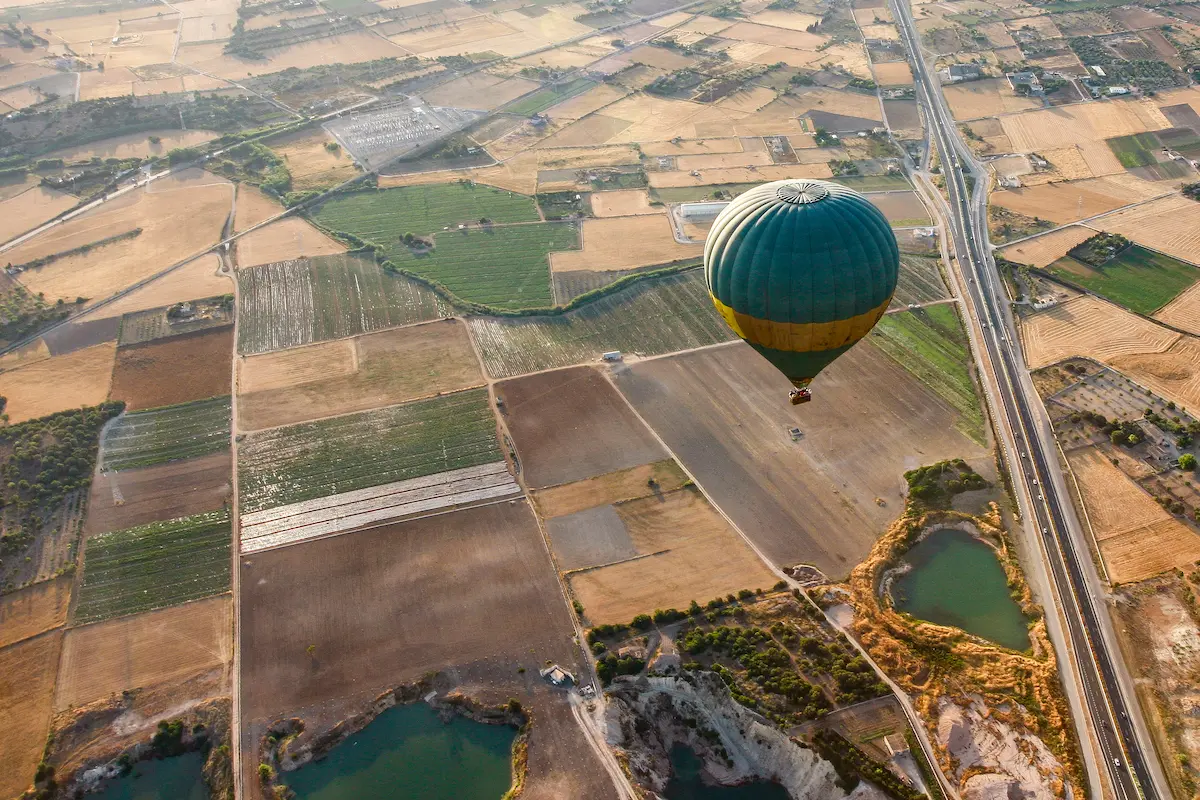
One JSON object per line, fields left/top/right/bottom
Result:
{"left": 1180, "top": 454, "right": 1197, "bottom": 471}
{"left": 1128, "top": 433, "right": 1140, "bottom": 446}
{"left": 1110, "top": 430, "right": 1125, "bottom": 445}
{"left": 258, "top": 764, "right": 274, "bottom": 782}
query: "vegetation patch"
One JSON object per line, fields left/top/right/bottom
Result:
{"left": 501, "top": 78, "right": 596, "bottom": 115}
{"left": 7, "top": 229, "right": 142, "bottom": 274}
{"left": 0, "top": 287, "right": 81, "bottom": 346}
{"left": 903, "top": 459, "right": 989, "bottom": 512}
{"left": 1106, "top": 133, "right": 1162, "bottom": 169}
{"left": 1046, "top": 244, "right": 1199, "bottom": 315}
{"left": 75, "top": 509, "right": 232, "bottom": 623}
{"left": 101, "top": 396, "right": 231, "bottom": 471}
{"left": 118, "top": 296, "right": 234, "bottom": 346}
{"left": 237, "top": 388, "right": 499, "bottom": 512}
{"left": 869, "top": 304, "right": 984, "bottom": 443}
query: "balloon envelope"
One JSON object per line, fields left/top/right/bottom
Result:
{"left": 703, "top": 179, "right": 899, "bottom": 390}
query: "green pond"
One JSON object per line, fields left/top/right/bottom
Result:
{"left": 664, "top": 745, "right": 790, "bottom": 800}
{"left": 282, "top": 702, "right": 516, "bottom": 800}
{"left": 892, "top": 528, "right": 1030, "bottom": 651}
{"left": 93, "top": 751, "right": 208, "bottom": 800}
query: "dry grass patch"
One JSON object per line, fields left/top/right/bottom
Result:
{"left": 0, "top": 577, "right": 70, "bottom": 649}
{"left": 1001, "top": 226, "right": 1096, "bottom": 268}
{"left": 648, "top": 164, "right": 832, "bottom": 188}
{"left": 1100, "top": 519, "right": 1200, "bottom": 584}
{"left": 1068, "top": 447, "right": 1167, "bottom": 536}
{"left": 944, "top": 78, "right": 1041, "bottom": 119}
{"left": 0, "top": 343, "right": 115, "bottom": 423}
{"left": 110, "top": 328, "right": 232, "bottom": 411}
{"left": 748, "top": 9, "right": 822, "bottom": 30}
{"left": 1094, "top": 194, "right": 1200, "bottom": 265}
{"left": 237, "top": 320, "right": 482, "bottom": 431}
{"left": 423, "top": 72, "right": 540, "bottom": 111}
{"left": 179, "top": 32, "right": 407, "bottom": 80}
{"left": 87, "top": 254, "right": 231, "bottom": 321}
{"left": 550, "top": 216, "right": 700, "bottom": 272}
{"left": 590, "top": 189, "right": 659, "bottom": 217}
{"left": 531, "top": 460, "right": 689, "bottom": 519}
{"left": 721, "top": 21, "right": 825, "bottom": 48}
{"left": 675, "top": 151, "right": 773, "bottom": 170}
{"left": 873, "top": 61, "right": 913, "bottom": 85}
{"left": 568, "top": 488, "right": 777, "bottom": 624}
{"left": 1021, "top": 296, "right": 1179, "bottom": 369}
{"left": 0, "top": 337, "right": 50, "bottom": 372}
{"left": 46, "top": 130, "right": 216, "bottom": 162}
{"left": 990, "top": 175, "right": 1164, "bottom": 225}
{"left": 0, "top": 184, "right": 76, "bottom": 243}
{"left": 0, "top": 631, "right": 62, "bottom": 799}
{"left": 54, "top": 596, "right": 231, "bottom": 711}
{"left": 234, "top": 184, "right": 282, "bottom": 231}
{"left": 999, "top": 101, "right": 1171, "bottom": 152}
{"left": 1155, "top": 281, "right": 1200, "bottom": 336}
{"left": 271, "top": 128, "right": 361, "bottom": 191}
{"left": 543, "top": 83, "right": 628, "bottom": 121}
{"left": 641, "top": 138, "right": 744, "bottom": 156}
{"left": 236, "top": 217, "right": 346, "bottom": 268}
{"left": 7, "top": 170, "right": 231, "bottom": 304}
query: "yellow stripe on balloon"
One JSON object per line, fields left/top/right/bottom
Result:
{"left": 709, "top": 294, "right": 892, "bottom": 353}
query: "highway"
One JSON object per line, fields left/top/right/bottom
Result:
{"left": 887, "top": 1, "right": 1165, "bottom": 798}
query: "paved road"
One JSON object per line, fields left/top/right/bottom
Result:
{"left": 888, "top": 1, "right": 1167, "bottom": 798}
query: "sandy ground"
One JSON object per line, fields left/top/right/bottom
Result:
{"left": 1021, "top": 296, "right": 1180, "bottom": 369}
{"left": 0, "top": 631, "right": 62, "bottom": 799}
{"left": 54, "top": 596, "right": 232, "bottom": 711}
{"left": 237, "top": 320, "right": 483, "bottom": 430}
{"left": 270, "top": 128, "right": 361, "bottom": 191}
{"left": 1093, "top": 194, "right": 1200, "bottom": 264}
{"left": 109, "top": 328, "right": 233, "bottom": 410}
{"left": 943, "top": 78, "right": 1041, "bottom": 119}
{"left": 0, "top": 183, "right": 76, "bottom": 245}
{"left": 46, "top": 129, "right": 217, "bottom": 162}
{"left": 550, "top": 216, "right": 701, "bottom": 272}
{"left": 84, "top": 452, "right": 232, "bottom": 537}
{"left": 1154, "top": 281, "right": 1200, "bottom": 336}
{"left": 235, "top": 217, "right": 346, "bottom": 268}
{"left": 8, "top": 170, "right": 231, "bottom": 304}
{"left": 567, "top": 487, "right": 778, "bottom": 624}
{"left": 0, "top": 342, "right": 116, "bottom": 423}
{"left": 88, "top": 254, "right": 232, "bottom": 322}
{"left": 999, "top": 99, "right": 1171, "bottom": 152}
{"left": 989, "top": 175, "right": 1165, "bottom": 225}
{"left": 590, "top": 189, "right": 659, "bottom": 217}
{"left": 613, "top": 341, "right": 988, "bottom": 577}
{"left": 1000, "top": 226, "right": 1095, "bottom": 268}
{"left": 0, "top": 576, "right": 70, "bottom": 649}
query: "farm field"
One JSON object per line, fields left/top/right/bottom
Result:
{"left": 84, "top": 452, "right": 232, "bottom": 537}
{"left": 1109, "top": 338, "right": 1200, "bottom": 413}
{"left": 943, "top": 78, "right": 1041, "bottom": 119}
{"left": 237, "top": 320, "right": 482, "bottom": 431}
{"left": 1046, "top": 246, "right": 1199, "bottom": 315}
{"left": 3, "top": 170, "right": 231, "bottom": 304}
{"left": 74, "top": 510, "right": 232, "bottom": 624}
{"left": 384, "top": 222, "right": 580, "bottom": 309}
{"left": 999, "top": 101, "right": 1171, "bottom": 153}
{"left": 531, "top": 459, "right": 689, "bottom": 519}
{"left": 44, "top": 129, "right": 217, "bottom": 162}
{"left": 613, "top": 341, "right": 988, "bottom": 577}
{"left": 117, "top": 298, "right": 232, "bottom": 346}
{"left": 495, "top": 366, "right": 666, "bottom": 488}
{"left": 84, "top": 254, "right": 232, "bottom": 322}
{"left": 54, "top": 595, "right": 232, "bottom": 711}
{"left": 239, "top": 500, "right": 617, "bottom": 798}
{"left": 0, "top": 343, "right": 115, "bottom": 423}
{"left": 989, "top": 176, "right": 1166, "bottom": 225}
{"left": 1155, "top": 282, "right": 1200, "bottom": 336}
{"left": 235, "top": 217, "right": 347, "bottom": 269}
{"left": 312, "top": 183, "right": 541, "bottom": 242}
{"left": 109, "top": 327, "right": 233, "bottom": 410}
{"left": 590, "top": 189, "right": 658, "bottom": 217}
{"left": 867, "top": 191, "right": 930, "bottom": 226}
{"left": 870, "top": 304, "right": 984, "bottom": 442}
{"left": 0, "top": 576, "right": 70, "bottom": 649}
{"left": 1021, "top": 296, "right": 1180, "bottom": 369}
{"left": 0, "top": 183, "right": 76, "bottom": 244}
{"left": 0, "top": 631, "right": 62, "bottom": 800}
{"left": 1001, "top": 226, "right": 1096, "bottom": 269}
{"left": 892, "top": 254, "right": 949, "bottom": 307}
{"left": 1092, "top": 194, "right": 1200, "bottom": 264}
{"left": 566, "top": 487, "right": 778, "bottom": 625}
{"left": 101, "top": 396, "right": 232, "bottom": 471}
{"left": 549, "top": 216, "right": 701, "bottom": 273}
{"left": 237, "top": 254, "right": 452, "bottom": 354}
{"left": 468, "top": 270, "right": 735, "bottom": 378}
{"left": 269, "top": 128, "right": 361, "bottom": 190}
{"left": 237, "top": 388, "right": 499, "bottom": 512}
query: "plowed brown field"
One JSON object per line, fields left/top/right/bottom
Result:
{"left": 109, "top": 327, "right": 233, "bottom": 410}
{"left": 84, "top": 453, "right": 232, "bottom": 537}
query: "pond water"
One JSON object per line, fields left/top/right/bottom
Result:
{"left": 93, "top": 751, "right": 208, "bottom": 800}
{"left": 282, "top": 702, "right": 516, "bottom": 800}
{"left": 664, "top": 745, "right": 790, "bottom": 800}
{"left": 892, "top": 527, "right": 1031, "bottom": 651}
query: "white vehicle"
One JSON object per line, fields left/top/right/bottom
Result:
{"left": 1113, "top": 758, "right": 1122, "bottom": 769}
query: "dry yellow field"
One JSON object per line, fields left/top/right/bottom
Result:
{"left": 1000, "top": 225, "right": 1095, "bottom": 268}
{"left": 389, "top": 17, "right": 520, "bottom": 54}
{"left": 45, "top": 129, "right": 217, "bottom": 162}
{"left": 90, "top": 254, "right": 232, "bottom": 321}
{"left": 179, "top": 32, "right": 407, "bottom": 79}
{"left": 648, "top": 163, "right": 832, "bottom": 188}
{"left": 999, "top": 100, "right": 1171, "bottom": 152}
{"left": 977, "top": 21, "right": 1017, "bottom": 47}
{"left": 381, "top": 152, "right": 542, "bottom": 195}
{"left": 790, "top": 87, "right": 883, "bottom": 120}
{"left": 1021, "top": 296, "right": 1179, "bottom": 369}
{"left": 537, "top": 145, "right": 641, "bottom": 169}
{"left": 0, "top": 577, "right": 70, "bottom": 650}
{"left": 543, "top": 83, "right": 628, "bottom": 122}
{"left": 236, "top": 217, "right": 346, "bottom": 268}
{"left": 0, "top": 338, "right": 50, "bottom": 372}
{"left": 944, "top": 78, "right": 1041, "bottom": 119}
{"left": 8, "top": 170, "right": 231, "bottom": 303}
{"left": 270, "top": 128, "right": 361, "bottom": 190}
{"left": 1110, "top": 338, "right": 1200, "bottom": 413}
{"left": 0, "top": 184, "right": 76, "bottom": 244}
{"left": 567, "top": 489, "right": 777, "bottom": 624}
{"left": 716, "top": 86, "right": 778, "bottom": 114}
{"left": 721, "top": 20, "right": 826, "bottom": 48}
{"left": 873, "top": 60, "right": 913, "bottom": 85}
{"left": 675, "top": 151, "right": 773, "bottom": 170}
{"left": 0, "top": 343, "right": 116, "bottom": 423}
{"left": 234, "top": 184, "right": 283, "bottom": 232}
{"left": 551, "top": 216, "right": 701, "bottom": 272}
{"left": 1099, "top": 519, "right": 1200, "bottom": 584}
{"left": 731, "top": 43, "right": 824, "bottom": 68}
{"left": 590, "top": 189, "right": 659, "bottom": 217}
{"left": 748, "top": 9, "right": 823, "bottom": 30}
{"left": 53, "top": 596, "right": 232, "bottom": 711}
{"left": 1093, "top": 194, "right": 1200, "bottom": 264}
{"left": 854, "top": 5, "right": 893, "bottom": 24}
{"left": 1154, "top": 282, "right": 1200, "bottom": 336}
{"left": 531, "top": 461, "right": 688, "bottom": 519}
{"left": 0, "top": 631, "right": 62, "bottom": 799}
{"left": 641, "top": 138, "right": 745, "bottom": 157}
{"left": 78, "top": 67, "right": 139, "bottom": 100}
{"left": 422, "top": 72, "right": 541, "bottom": 111}
{"left": 860, "top": 22, "right": 899, "bottom": 39}
{"left": 237, "top": 321, "right": 483, "bottom": 430}
{"left": 990, "top": 175, "right": 1165, "bottom": 224}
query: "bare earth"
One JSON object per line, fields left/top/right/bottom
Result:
{"left": 84, "top": 452, "right": 232, "bottom": 537}
{"left": 109, "top": 327, "right": 233, "bottom": 411}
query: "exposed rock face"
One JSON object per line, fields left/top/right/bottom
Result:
{"left": 937, "top": 695, "right": 1066, "bottom": 800}
{"left": 607, "top": 672, "right": 886, "bottom": 799}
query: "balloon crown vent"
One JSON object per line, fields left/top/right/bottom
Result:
{"left": 776, "top": 182, "right": 829, "bottom": 205}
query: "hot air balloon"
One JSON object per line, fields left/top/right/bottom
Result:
{"left": 704, "top": 179, "right": 899, "bottom": 405}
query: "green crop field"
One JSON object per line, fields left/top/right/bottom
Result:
{"left": 1046, "top": 246, "right": 1199, "bottom": 315}
{"left": 650, "top": 183, "right": 762, "bottom": 204}
{"left": 869, "top": 304, "right": 984, "bottom": 443}
{"left": 237, "top": 254, "right": 452, "bottom": 354}
{"left": 1106, "top": 132, "right": 1160, "bottom": 168}
{"left": 102, "top": 396, "right": 231, "bottom": 471}
{"left": 502, "top": 78, "right": 596, "bottom": 116}
{"left": 312, "top": 183, "right": 541, "bottom": 241}
{"left": 892, "top": 255, "right": 948, "bottom": 308}
{"left": 74, "top": 510, "right": 231, "bottom": 623}
{"left": 385, "top": 223, "right": 579, "bottom": 309}
{"left": 467, "top": 270, "right": 736, "bottom": 378}
{"left": 237, "top": 388, "right": 500, "bottom": 512}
